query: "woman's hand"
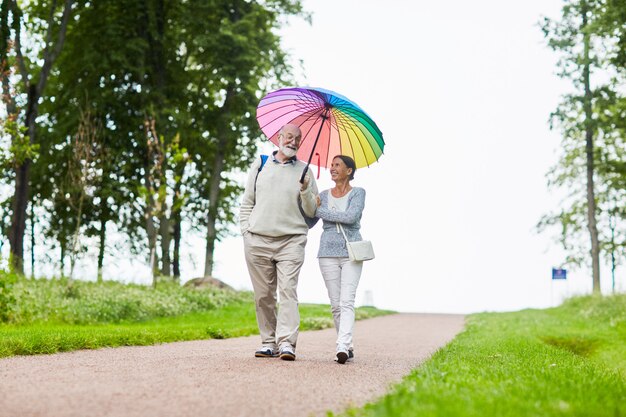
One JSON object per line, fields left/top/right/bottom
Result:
{"left": 316, "top": 195, "right": 321, "bottom": 207}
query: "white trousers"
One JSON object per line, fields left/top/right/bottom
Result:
{"left": 318, "top": 257, "right": 363, "bottom": 353}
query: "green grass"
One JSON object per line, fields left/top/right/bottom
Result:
{"left": 0, "top": 274, "right": 246, "bottom": 324}
{"left": 0, "top": 302, "right": 390, "bottom": 358}
{"left": 0, "top": 273, "right": 392, "bottom": 357}
{"left": 342, "top": 294, "right": 626, "bottom": 417}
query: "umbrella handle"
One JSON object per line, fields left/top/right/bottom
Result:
{"left": 300, "top": 109, "right": 329, "bottom": 184}
{"left": 299, "top": 166, "right": 309, "bottom": 184}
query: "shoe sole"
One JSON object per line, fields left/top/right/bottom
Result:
{"left": 255, "top": 353, "right": 277, "bottom": 358}
{"left": 279, "top": 353, "right": 296, "bottom": 361}
{"left": 337, "top": 352, "right": 348, "bottom": 364}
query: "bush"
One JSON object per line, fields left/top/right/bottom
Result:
{"left": 2, "top": 274, "right": 247, "bottom": 325}
{"left": 0, "top": 272, "right": 18, "bottom": 323}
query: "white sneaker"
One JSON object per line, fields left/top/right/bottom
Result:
{"left": 279, "top": 345, "right": 296, "bottom": 361}
{"left": 255, "top": 345, "right": 278, "bottom": 358}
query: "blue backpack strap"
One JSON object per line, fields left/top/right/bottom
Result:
{"left": 254, "top": 155, "right": 269, "bottom": 193}
{"left": 259, "top": 154, "right": 268, "bottom": 172}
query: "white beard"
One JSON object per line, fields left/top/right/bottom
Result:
{"left": 281, "top": 145, "right": 297, "bottom": 158}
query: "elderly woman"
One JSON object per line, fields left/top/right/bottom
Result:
{"left": 314, "top": 155, "right": 366, "bottom": 364}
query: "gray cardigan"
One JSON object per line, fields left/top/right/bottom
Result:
{"left": 314, "top": 187, "right": 366, "bottom": 258}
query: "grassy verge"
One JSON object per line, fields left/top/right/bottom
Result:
{"left": 0, "top": 274, "right": 245, "bottom": 324}
{"left": 0, "top": 273, "right": 392, "bottom": 358}
{"left": 343, "top": 294, "right": 626, "bottom": 417}
{"left": 0, "top": 303, "right": 389, "bottom": 358}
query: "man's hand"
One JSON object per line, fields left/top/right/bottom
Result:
{"left": 300, "top": 175, "right": 309, "bottom": 191}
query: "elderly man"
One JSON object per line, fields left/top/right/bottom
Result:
{"left": 239, "top": 124, "right": 318, "bottom": 361}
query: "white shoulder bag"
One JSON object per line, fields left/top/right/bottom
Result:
{"left": 337, "top": 223, "right": 375, "bottom": 262}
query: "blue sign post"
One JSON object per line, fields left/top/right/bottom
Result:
{"left": 551, "top": 267, "right": 568, "bottom": 307}
{"left": 552, "top": 268, "right": 567, "bottom": 280}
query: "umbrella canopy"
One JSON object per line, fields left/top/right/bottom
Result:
{"left": 256, "top": 87, "right": 385, "bottom": 171}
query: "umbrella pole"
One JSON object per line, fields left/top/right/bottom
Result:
{"left": 300, "top": 109, "right": 329, "bottom": 184}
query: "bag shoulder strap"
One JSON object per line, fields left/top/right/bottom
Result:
{"left": 337, "top": 223, "right": 349, "bottom": 243}
{"left": 254, "top": 155, "right": 269, "bottom": 194}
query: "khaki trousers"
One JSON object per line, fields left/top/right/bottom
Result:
{"left": 244, "top": 232, "right": 307, "bottom": 350}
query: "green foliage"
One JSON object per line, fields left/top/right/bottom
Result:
{"left": 299, "top": 306, "right": 395, "bottom": 330}
{"left": 20, "top": 0, "right": 308, "bottom": 276}
{"left": 343, "top": 295, "right": 626, "bottom": 417}
{"left": 0, "top": 272, "right": 17, "bottom": 322}
{"left": 0, "top": 117, "right": 39, "bottom": 170}
{"left": 0, "top": 273, "right": 248, "bottom": 325}
{"left": 596, "top": 0, "right": 626, "bottom": 67}
{"left": 300, "top": 316, "right": 334, "bottom": 330}
{"left": 204, "top": 326, "right": 231, "bottom": 339}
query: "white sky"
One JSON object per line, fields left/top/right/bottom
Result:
{"left": 7, "top": 0, "right": 622, "bottom": 313}
{"left": 208, "top": 0, "right": 623, "bottom": 314}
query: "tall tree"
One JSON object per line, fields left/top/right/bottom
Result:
{"left": 175, "top": 0, "right": 306, "bottom": 277}
{"left": 35, "top": 0, "right": 145, "bottom": 279}
{"left": 1, "top": 0, "right": 74, "bottom": 274}
{"left": 597, "top": 0, "right": 626, "bottom": 291}
{"left": 581, "top": 0, "right": 601, "bottom": 292}
{"left": 540, "top": 0, "right": 625, "bottom": 292}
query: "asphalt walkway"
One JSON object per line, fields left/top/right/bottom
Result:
{"left": 0, "top": 313, "right": 465, "bottom": 417}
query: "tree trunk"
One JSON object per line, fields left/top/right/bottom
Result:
{"left": 97, "top": 218, "right": 106, "bottom": 283}
{"left": 96, "top": 162, "right": 109, "bottom": 283}
{"left": 147, "top": 221, "right": 158, "bottom": 286}
{"left": 9, "top": 84, "right": 36, "bottom": 274}
{"left": 8, "top": 0, "right": 74, "bottom": 274}
{"left": 204, "top": 148, "right": 225, "bottom": 277}
{"left": 203, "top": 219, "right": 216, "bottom": 277}
{"left": 142, "top": 0, "right": 167, "bottom": 283}
{"left": 172, "top": 175, "right": 183, "bottom": 281}
{"left": 30, "top": 202, "right": 35, "bottom": 278}
{"left": 582, "top": 3, "right": 601, "bottom": 293}
{"left": 145, "top": 175, "right": 159, "bottom": 286}
{"left": 172, "top": 211, "right": 181, "bottom": 280}
{"left": 159, "top": 214, "right": 171, "bottom": 276}
{"left": 143, "top": 117, "right": 162, "bottom": 287}
{"left": 69, "top": 193, "right": 85, "bottom": 279}
{"left": 60, "top": 240, "right": 66, "bottom": 277}
{"left": 203, "top": 87, "right": 234, "bottom": 277}
{"left": 9, "top": 159, "right": 29, "bottom": 274}
{"left": 1, "top": 11, "right": 22, "bottom": 272}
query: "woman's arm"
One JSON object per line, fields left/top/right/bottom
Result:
{"left": 315, "top": 188, "right": 366, "bottom": 224}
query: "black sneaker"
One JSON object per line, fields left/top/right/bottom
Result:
{"left": 336, "top": 351, "right": 349, "bottom": 364}
{"left": 255, "top": 346, "right": 278, "bottom": 358}
{"left": 348, "top": 349, "right": 354, "bottom": 359}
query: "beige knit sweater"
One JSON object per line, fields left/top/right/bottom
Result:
{"left": 239, "top": 156, "right": 318, "bottom": 237}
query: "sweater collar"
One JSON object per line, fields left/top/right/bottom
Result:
{"left": 271, "top": 150, "right": 297, "bottom": 165}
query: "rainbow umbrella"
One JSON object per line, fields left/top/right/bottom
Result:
{"left": 256, "top": 87, "right": 385, "bottom": 182}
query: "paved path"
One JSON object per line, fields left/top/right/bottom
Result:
{"left": 0, "top": 314, "right": 465, "bottom": 417}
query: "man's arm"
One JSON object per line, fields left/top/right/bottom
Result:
{"left": 239, "top": 158, "right": 262, "bottom": 234}
{"left": 299, "top": 168, "right": 318, "bottom": 218}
